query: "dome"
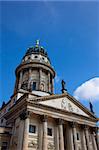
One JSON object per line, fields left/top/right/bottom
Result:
{"left": 22, "top": 40, "right": 51, "bottom": 65}
{"left": 14, "top": 40, "right": 55, "bottom": 95}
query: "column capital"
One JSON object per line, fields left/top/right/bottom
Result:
{"left": 69, "top": 121, "right": 77, "bottom": 128}
{"left": 90, "top": 127, "right": 98, "bottom": 134}
{"left": 80, "top": 124, "right": 89, "bottom": 130}
{"left": 56, "top": 118, "right": 64, "bottom": 125}
{"left": 40, "top": 115, "right": 48, "bottom": 122}
{"left": 19, "top": 110, "right": 30, "bottom": 120}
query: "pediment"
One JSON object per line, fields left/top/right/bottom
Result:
{"left": 39, "top": 94, "right": 93, "bottom": 118}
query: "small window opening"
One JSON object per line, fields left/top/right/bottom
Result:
{"left": 29, "top": 125, "right": 36, "bottom": 133}
{"left": 47, "top": 128, "right": 52, "bottom": 136}
{"left": 28, "top": 56, "right": 31, "bottom": 59}
{"left": 42, "top": 57, "right": 44, "bottom": 60}
{"left": 34, "top": 56, "right": 38, "bottom": 58}
{"left": 77, "top": 132, "right": 80, "bottom": 140}
{"left": 32, "top": 82, "right": 36, "bottom": 90}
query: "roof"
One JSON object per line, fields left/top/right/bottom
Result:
{"left": 23, "top": 40, "right": 51, "bottom": 62}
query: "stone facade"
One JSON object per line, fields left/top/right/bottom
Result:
{"left": 0, "top": 41, "right": 99, "bottom": 150}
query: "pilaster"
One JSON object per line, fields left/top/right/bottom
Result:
{"left": 39, "top": 69, "right": 42, "bottom": 90}
{"left": 48, "top": 72, "right": 51, "bottom": 92}
{"left": 18, "top": 71, "right": 23, "bottom": 90}
{"left": 28, "top": 68, "right": 32, "bottom": 90}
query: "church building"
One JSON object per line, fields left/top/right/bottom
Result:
{"left": 0, "top": 40, "right": 99, "bottom": 150}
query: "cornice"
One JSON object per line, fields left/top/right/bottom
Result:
{"left": 29, "top": 92, "right": 97, "bottom": 119}
{"left": 27, "top": 101, "right": 97, "bottom": 123}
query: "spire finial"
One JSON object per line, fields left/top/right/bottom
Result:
{"left": 36, "top": 39, "right": 40, "bottom": 46}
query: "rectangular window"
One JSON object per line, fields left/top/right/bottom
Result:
{"left": 47, "top": 128, "right": 52, "bottom": 136}
{"left": 29, "top": 125, "right": 36, "bottom": 133}
{"left": 32, "top": 82, "right": 36, "bottom": 90}
{"left": 77, "top": 132, "right": 80, "bottom": 140}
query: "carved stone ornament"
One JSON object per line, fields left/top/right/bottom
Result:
{"left": 69, "top": 122, "right": 77, "bottom": 128}
{"left": 40, "top": 115, "right": 48, "bottom": 122}
{"left": 48, "top": 142, "right": 55, "bottom": 150}
{"left": 28, "top": 140, "right": 38, "bottom": 148}
{"left": 19, "top": 110, "right": 30, "bottom": 120}
{"left": 61, "top": 98, "right": 67, "bottom": 110}
{"left": 56, "top": 118, "right": 64, "bottom": 125}
{"left": 68, "top": 103, "right": 74, "bottom": 112}
{"left": 80, "top": 124, "right": 88, "bottom": 130}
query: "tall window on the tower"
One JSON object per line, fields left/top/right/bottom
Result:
{"left": 32, "top": 82, "right": 36, "bottom": 90}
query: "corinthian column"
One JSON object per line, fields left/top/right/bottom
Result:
{"left": 42, "top": 115, "right": 48, "bottom": 150}
{"left": 58, "top": 119, "right": 64, "bottom": 150}
{"left": 91, "top": 129, "right": 97, "bottom": 150}
{"left": 81, "top": 125, "right": 87, "bottom": 150}
{"left": 38, "top": 117, "right": 43, "bottom": 150}
{"left": 72, "top": 122, "right": 78, "bottom": 150}
{"left": 67, "top": 122, "right": 74, "bottom": 150}
{"left": 17, "top": 120, "right": 24, "bottom": 150}
{"left": 84, "top": 125, "right": 90, "bottom": 150}
{"left": 19, "top": 110, "right": 30, "bottom": 150}
{"left": 54, "top": 125, "right": 59, "bottom": 150}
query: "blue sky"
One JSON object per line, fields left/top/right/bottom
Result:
{"left": 0, "top": 1, "right": 99, "bottom": 117}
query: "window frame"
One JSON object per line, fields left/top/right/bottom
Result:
{"left": 29, "top": 124, "right": 36, "bottom": 134}
{"left": 47, "top": 127, "right": 53, "bottom": 136}
{"left": 76, "top": 132, "right": 80, "bottom": 141}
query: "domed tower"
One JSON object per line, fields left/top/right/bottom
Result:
{"left": 14, "top": 40, "right": 55, "bottom": 96}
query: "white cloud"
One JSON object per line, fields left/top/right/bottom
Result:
{"left": 73, "top": 77, "right": 99, "bottom": 102}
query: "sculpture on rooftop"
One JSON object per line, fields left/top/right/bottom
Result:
{"left": 61, "top": 80, "right": 67, "bottom": 93}
{"left": 89, "top": 100, "right": 94, "bottom": 114}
